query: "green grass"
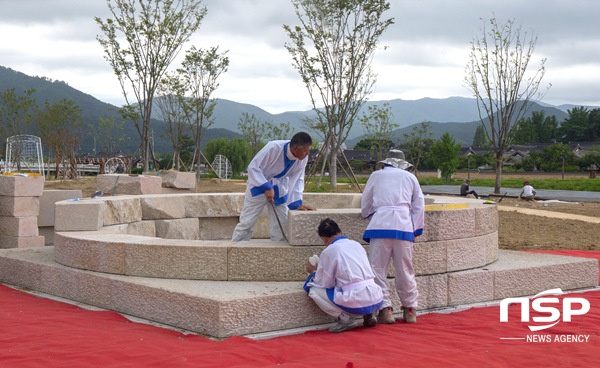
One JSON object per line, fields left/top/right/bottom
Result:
{"left": 417, "top": 177, "right": 600, "bottom": 192}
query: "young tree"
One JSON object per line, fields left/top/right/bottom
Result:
{"left": 0, "top": 88, "right": 37, "bottom": 170}
{"left": 284, "top": 0, "right": 393, "bottom": 187}
{"left": 155, "top": 72, "right": 189, "bottom": 170}
{"left": 88, "top": 116, "right": 130, "bottom": 155}
{"left": 237, "top": 113, "right": 269, "bottom": 156}
{"left": 265, "top": 122, "right": 295, "bottom": 141}
{"left": 399, "top": 121, "right": 435, "bottom": 172}
{"left": 431, "top": 132, "right": 461, "bottom": 184}
{"left": 178, "top": 46, "right": 229, "bottom": 180}
{"left": 464, "top": 15, "right": 550, "bottom": 193}
{"left": 472, "top": 124, "right": 489, "bottom": 147}
{"left": 95, "top": 0, "right": 207, "bottom": 172}
{"left": 359, "top": 103, "right": 398, "bottom": 161}
{"left": 37, "top": 99, "right": 84, "bottom": 179}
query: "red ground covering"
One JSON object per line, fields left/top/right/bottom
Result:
{"left": 1, "top": 250, "right": 599, "bottom": 367}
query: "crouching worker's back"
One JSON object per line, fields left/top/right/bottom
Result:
{"left": 304, "top": 218, "right": 383, "bottom": 333}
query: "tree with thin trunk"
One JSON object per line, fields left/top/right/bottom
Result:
{"left": 155, "top": 72, "right": 189, "bottom": 170}
{"left": 464, "top": 15, "right": 550, "bottom": 193}
{"left": 359, "top": 103, "right": 398, "bottom": 162}
{"left": 238, "top": 113, "right": 270, "bottom": 156}
{"left": 177, "top": 46, "right": 229, "bottom": 181}
{"left": 284, "top": 0, "right": 393, "bottom": 187}
{"left": 0, "top": 88, "right": 37, "bottom": 171}
{"left": 431, "top": 132, "right": 461, "bottom": 185}
{"left": 399, "top": 121, "right": 434, "bottom": 173}
{"left": 37, "top": 99, "right": 84, "bottom": 179}
{"left": 88, "top": 116, "right": 130, "bottom": 155}
{"left": 95, "top": 0, "right": 207, "bottom": 172}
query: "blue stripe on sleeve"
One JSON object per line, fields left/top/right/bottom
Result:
{"left": 414, "top": 228, "right": 424, "bottom": 236}
{"left": 250, "top": 182, "right": 273, "bottom": 197}
{"left": 303, "top": 272, "right": 316, "bottom": 293}
{"left": 288, "top": 200, "right": 302, "bottom": 210}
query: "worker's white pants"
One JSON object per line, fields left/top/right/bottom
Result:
{"left": 369, "top": 238, "right": 418, "bottom": 309}
{"left": 308, "top": 287, "right": 345, "bottom": 318}
{"left": 231, "top": 187, "right": 289, "bottom": 242}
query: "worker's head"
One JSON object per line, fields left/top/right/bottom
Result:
{"left": 377, "top": 149, "right": 413, "bottom": 171}
{"left": 466, "top": 179, "right": 471, "bottom": 183}
{"left": 290, "top": 132, "right": 313, "bottom": 160}
{"left": 318, "top": 218, "right": 342, "bottom": 246}
{"left": 524, "top": 181, "right": 530, "bottom": 185}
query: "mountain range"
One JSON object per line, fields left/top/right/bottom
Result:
{"left": 0, "top": 65, "right": 597, "bottom": 153}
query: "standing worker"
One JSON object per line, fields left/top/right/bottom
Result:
{"left": 519, "top": 181, "right": 537, "bottom": 201}
{"left": 361, "top": 149, "right": 425, "bottom": 324}
{"left": 232, "top": 132, "right": 316, "bottom": 242}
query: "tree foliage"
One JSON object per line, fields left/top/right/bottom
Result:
{"left": 398, "top": 121, "right": 435, "bottom": 172}
{"left": 88, "top": 116, "right": 131, "bottom": 155}
{"left": 431, "top": 132, "right": 461, "bottom": 184}
{"left": 472, "top": 124, "right": 489, "bottom": 147}
{"left": 237, "top": 113, "right": 269, "bottom": 156}
{"left": 464, "top": 15, "right": 549, "bottom": 193}
{"left": 283, "top": 0, "right": 393, "bottom": 187}
{"left": 204, "top": 137, "right": 252, "bottom": 175}
{"left": 37, "top": 99, "right": 84, "bottom": 179}
{"left": 0, "top": 88, "right": 37, "bottom": 165}
{"left": 512, "top": 110, "right": 558, "bottom": 144}
{"left": 95, "top": 0, "right": 207, "bottom": 171}
{"left": 558, "top": 107, "right": 600, "bottom": 143}
{"left": 359, "top": 103, "right": 398, "bottom": 161}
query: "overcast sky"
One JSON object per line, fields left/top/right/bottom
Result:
{"left": 1, "top": 0, "right": 599, "bottom": 113}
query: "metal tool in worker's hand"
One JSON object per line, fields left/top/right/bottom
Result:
{"left": 269, "top": 201, "right": 289, "bottom": 243}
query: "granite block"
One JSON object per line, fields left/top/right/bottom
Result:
{"left": 54, "top": 200, "right": 104, "bottom": 231}
{"left": 0, "top": 196, "right": 40, "bottom": 217}
{"left": 0, "top": 216, "right": 39, "bottom": 237}
{"left": 38, "top": 190, "right": 81, "bottom": 226}
{"left": 155, "top": 218, "right": 199, "bottom": 240}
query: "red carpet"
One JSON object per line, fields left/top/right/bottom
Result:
{"left": 1, "top": 250, "right": 599, "bottom": 367}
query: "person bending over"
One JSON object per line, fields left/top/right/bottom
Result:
{"left": 304, "top": 218, "right": 383, "bottom": 333}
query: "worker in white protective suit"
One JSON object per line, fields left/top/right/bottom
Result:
{"left": 231, "top": 132, "right": 316, "bottom": 242}
{"left": 361, "top": 149, "right": 425, "bottom": 324}
{"left": 304, "top": 218, "right": 383, "bottom": 333}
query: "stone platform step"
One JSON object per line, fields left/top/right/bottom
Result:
{"left": 0, "top": 248, "right": 596, "bottom": 338}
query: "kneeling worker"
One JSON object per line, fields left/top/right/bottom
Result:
{"left": 304, "top": 218, "right": 383, "bottom": 333}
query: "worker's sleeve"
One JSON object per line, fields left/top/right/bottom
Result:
{"left": 532, "top": 188, "right": 537, "bottom": 195}
{"left": 248, "top": 143, "right": 276, "bottom": 197}
{"left": 286, "top": 159, "right": 307, "bottom": 210}
{"left": 361, "top": 176, "right": 375, "bottom": 219}
{"left": 410, "top": 175, "right": 425, "bottom": 236}
{"left": 308, "top": 252, "right": 336, "bottom": 289}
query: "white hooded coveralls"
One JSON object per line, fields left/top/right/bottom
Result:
{"left": 231, "top": 140, "right": 307, "bottom": 242}
{"left": 304, "top": 236, "right": 383, "bottom": 317}
{"left": 361, "top": 165, "right": 425, "bottom": 309}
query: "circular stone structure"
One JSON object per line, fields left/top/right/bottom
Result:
{"left": 53, "top": 193, "right": 498, "bottom": 281}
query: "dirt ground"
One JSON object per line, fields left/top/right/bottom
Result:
{"left": 44, "top": 175, "right": 600, "bottom": 252}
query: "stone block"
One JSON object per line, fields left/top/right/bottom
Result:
{"left": 0, "top": 216, "right": 39, "bottom": 237}
{"left": 228, "top": 241, "right": 326, "bottom": 281}
{"left": 419, "top": 208, "right": 476, "bottom": 242}
{"left": 38, "top": 226, "right": 54, "bottom": 245}
{"left": 0, "top": 252, "right": 43, "bottom": 290}
{"left": 413, "top": 241, "right": 447, "bottom": 275}
{"left": 0, "top": 175, "right": 44, "bottom": 197}
{"left": 159, "top": 170, "right": 196, "bottom": 189}
{"left": 198, "top": 217, "right": 238, "bottom": 240}
{"left": 251, "top": 215, "right": 270, "bottom": 239}
{"left": 302, "top": 193, "right": 362, "bottom": 209}
{"left": 98, "top": 224, "right": 128, "bottom": 234}
{"left": 141, "top": 196, "right": 185, "bottom": 219}
{"left": 38, "top": 190, "right": 81, "bottom": 226}
{"left": 128, "top": 221, "right": 156, "bottom": 237}
{"left": 447, "top": 269, "right": 494, "bottom": 306}
{"left": 103, "top": 197, "right": 142, "bottom": 225}
{"left": 97, "top": 174, "right": 162, "bottom": 196}
{"left": 0, "top": 196, "right": 40, "bottom": 217}
{"left": 161, "top": 187, "right": 191, "bottom": 194}
{"left": 485, "top": 231, "right": 499, "bottom": 264}
{"left": 446, "top": 236, "right": 487, "bottom": 272}
{"left": 54, "top": 232, "right": 125, "bottom": 274}
{"left": 184, "top": 193, "right": 245, "bottom": 218}
{"left": 54, "top": 200, "right": 104, "bottom": 231}
{"left": 0, "top": 234, "right": 45, "bottom": 248}
{"left": 474, "top": 205, "right": 498, "bottom": 235}
{"left": 287, "top": 209, "right": 369, "bottom": 246}
{"left": 124, "top": 239, "right": 228, "bottom": 280}
{"left": 415, "top": 274, "right": 448, "bottom": 310}
{"left": 155, "top": 218, "right": 199, "bottom": 240}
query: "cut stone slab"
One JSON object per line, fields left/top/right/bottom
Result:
{"left": 158, "top": 170, "right": 196, "bottom": 189}
{"left": 141, "top": 196, "right": 186, "bottom": 220}
{"left": 155, "top": 218, "right": 200, "bottom": 240}
{"left": 0, "top": 234, "right": 45, "bottom": 249}
{"left": 287, "top": 209, "right": 368, "bottom": 246}
{"left": 38, "top": 190, "right": 81, "bottom": 227}
{"left": 0, "top": 196, "right": 40, "bottom": 217}
{"left": 0, "top": 248, "right": 596, "bottom": 338}
{"left": 184, "top": 193, "right": 245, "bottom": 218}
{"left": 54, "top": 200, "right": 105, "bottom": 231}
{"left": 103, "top": 197, "right": 142, "bottom": 225}
{"left": 0, "top": 176, "right": 44, "bottom": 197}
{"left": 127, "top": 221, "right": 156, "bottom": 237}
{"left": 198, "top": 217, "right": 238, "bottom": 240}
{"left": 97, "top": 174, "right": 162, "bottom": 196}
{"left": 0, "top": 216, "right": 39, "bottom": 237}
{"left": 161, "top": 187, "right": 191, "bottom": 194}
{"left": 251, "top": 215, "right": 270, "bottom": 239}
